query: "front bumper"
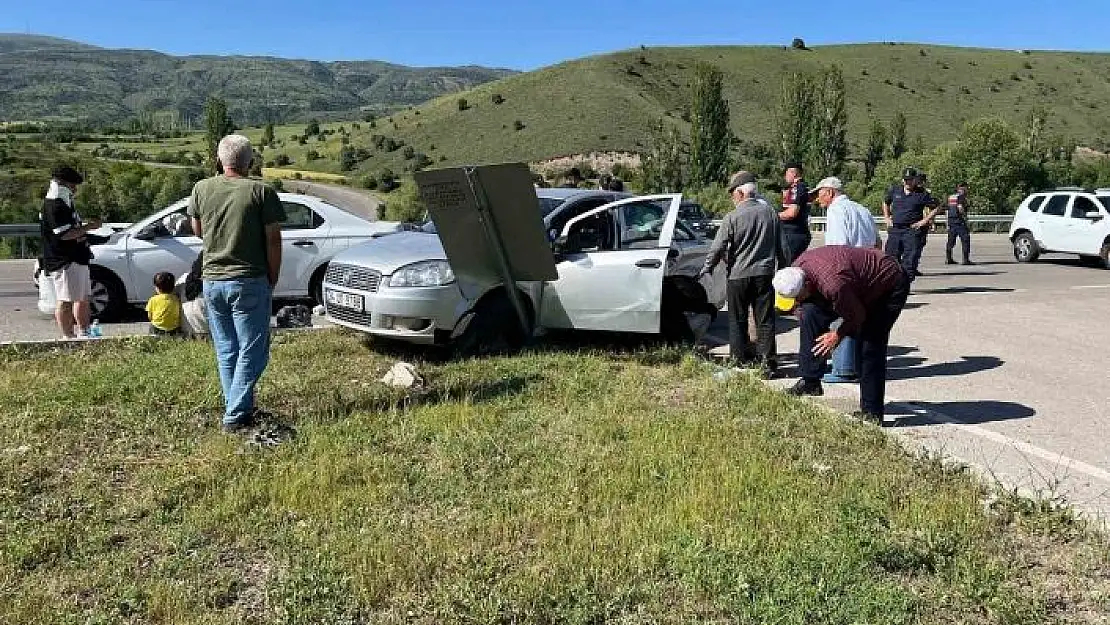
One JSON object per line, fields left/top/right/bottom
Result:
{"left": 322, "top": 277, "right": 463, "bottom": 345}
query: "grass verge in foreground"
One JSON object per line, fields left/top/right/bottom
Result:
{"left": 0, "top": 331, "right": 1106, "bottom": 624}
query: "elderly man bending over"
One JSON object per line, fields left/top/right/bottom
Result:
{"left": 773, "top": 246, "right": 909, "bottom": 426}
{"left": 189, "top": 134, "right": 286, "bottom": 433}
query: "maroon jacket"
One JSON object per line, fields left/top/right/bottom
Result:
{"left": 794, "top": 246, "right": 904, "bottom": 337}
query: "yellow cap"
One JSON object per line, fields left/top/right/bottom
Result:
{"left": 775, "top": 292, "right": 796, "bottom": 312}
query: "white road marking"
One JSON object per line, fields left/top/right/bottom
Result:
{"left": 896, "top": 403, "right": 1110, "bottom": 484}
{"left": 1070, "top": 284, "right": 1110, "bottom": 290}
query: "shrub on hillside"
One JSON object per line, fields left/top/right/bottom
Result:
{"left": 382, "top": 182, "right": 427, "bottom": 223}
{"left": 791, "top": 38, "right": 807, "bottom": 50}
{"left": 402, "top": 145, "right": 416, "bottom": 159}
{"left": 457, "top": 98, "right": 469, "bottom": 111}
{"left": 491, "top": 93, "right": 505, "bottom": 105}
{"left": 306, "top": 150, "right": 320, "bottom": 161}
{"left": 274, "top": 154, "right": 291, "bottom": 166}
{"left": 513, "top": 120, "right": 525, "bottom": 131}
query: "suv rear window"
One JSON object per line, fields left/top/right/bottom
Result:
{"left": 1026, "top": 196, "right": 1046, "bottom": 212}
{"left": 1041, "top": 195, "right": 1068, "bottom": 217}
{"left": 1099, "top": 197, "right": 1110, "bottom": 212}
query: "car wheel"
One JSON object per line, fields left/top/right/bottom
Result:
{"left": 89, "top": 266, "right": 126, "bottom": 321}
{"left": 1079, "top": 254, "right": 1105, "bottom": 268}
{"left": 309, "top": 264, "right": 328, "bottom": 305}
{"left": 1012, "top": 232, "right": 1039, "bottom": 263}
{"left": 1098, "top": 242, "right": 1110, "bottom": 269}
{"left": 452, "top": 293, "right": 529, "bottom": 358}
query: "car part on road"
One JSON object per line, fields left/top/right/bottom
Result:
{"left": 1012, "top": 232, "right": 1039, "bottom": 263}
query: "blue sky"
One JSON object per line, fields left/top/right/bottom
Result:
{"left": 1, "top": 0, "right": 1106, "bottom": 70}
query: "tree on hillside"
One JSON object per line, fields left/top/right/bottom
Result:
{"left": 204, "top": 96, "right": 235, "bottom": 175}
{"left": 863, "top": 119, "right": 887, "bottom": 183}
{"left": 261, "top": 123, "right": 275, "bottom": 147}
{"left": 305, "top": 119, "right": 321, "bottom": 136}
{"left": 1025, "top": 106, "right": 1048, "bottom": 160}
{"left": 812, "top": 65, "right": 848, "bottom": 176}
{"left": 641, "top": 119, "right": 687, "bottom": 192}
{"left": 775, "top": 72, "right": 815, "bottom": 170}
{"left": 890, "top": 111, "right": 907, "bottom": 159}
{"left": 689, "top": 63, "right": 731, "bottom": 187}
{"left": 929, "top": 119, "right": 1034, "bottom": 212}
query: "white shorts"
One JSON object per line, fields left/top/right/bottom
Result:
{"left": 50, "top": 264, "right": 92, "bottom": 303}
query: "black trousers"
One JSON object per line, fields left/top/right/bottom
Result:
{"left": 946, "top": 224, "right": 971, "bottom": 261}
{"left": 727, "top": 276, "right": 776, "bottom": 369}
{"left": 784, "top": 232, "right": 812, "bottom": 264}
{"left": 885, "top": 227, "right": 923, "bottom": 279}
{"left": 797, "top": 272, "right": 910, "bottom": 416}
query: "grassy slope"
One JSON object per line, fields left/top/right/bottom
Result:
{"left": 0, "top": 332, "right": 1106, "bottom": 623}
{"left": 75, "top": 43, "right": 1110, "bottom": 178}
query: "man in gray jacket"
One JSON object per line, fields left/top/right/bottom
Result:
{"left": 699, "top": 172, "right": 789, "bottom": 374}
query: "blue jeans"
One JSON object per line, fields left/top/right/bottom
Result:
{"left": 204, "top": 277, "right": 272, "bottom": 424}
{"left": 830, "top": 336, "right": 859, "bottom": 377}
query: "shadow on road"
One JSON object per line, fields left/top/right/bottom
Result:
{"left": 922, "top": 271, "right": 1006, "bottom": 278}
{"left": 911, "top": 286, "right": 1015, "bottom": 295}
{"left": 891, "top": 400, "right": 1036, "bottom": 426}
{"left": 887, "top": 354, "right": 1004, "bottom": 381}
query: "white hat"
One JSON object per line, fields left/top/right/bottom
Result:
{"left": 808, "top": 176, "right": 843, "bottom": 196}
{"left": 772, "top": 267, "right": 806, "bottom": 298}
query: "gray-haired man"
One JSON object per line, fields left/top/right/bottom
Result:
{"left": 699, "top": 172, "right": 789, "bottom": 375}
{"left": 188, "top": 134, "right": 286, "bottom": 433}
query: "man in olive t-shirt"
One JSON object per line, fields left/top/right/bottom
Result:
{"left": 188, "top": 134, "right": 285, "bottom": 433}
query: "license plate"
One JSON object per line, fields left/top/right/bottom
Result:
{"left": 325, "top": 289, "right": 364, "bottom": 312}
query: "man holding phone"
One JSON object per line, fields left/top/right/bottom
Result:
{"left": 39, "top": 165, "right": 105, "bottom": 339}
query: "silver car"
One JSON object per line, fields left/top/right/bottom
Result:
{"left": 322, "top": 188, "right": 720, "bottom": 348}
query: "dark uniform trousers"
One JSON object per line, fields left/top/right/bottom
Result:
{"left": 784, "top": 232, "right": 812, "bottom": 264}
{"left": 727, "top": 276, "right": 776, "bottom": 369}
{"left": 884, "top": 226, "right": 924, "bottom": 279}
{"left": 797, "top": 271, "right": 910, "bottom": 416}
{"left": 947, "top": 223, "right": 971, "bottom": 262}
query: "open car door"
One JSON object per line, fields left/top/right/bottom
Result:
{"left": 539, "top": 194, "right": 681, "bottom": 333}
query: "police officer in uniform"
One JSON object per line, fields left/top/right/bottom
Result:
{"left": 779, "top": 163, "right": 811, "bottom": 262}
{"left": 882, "top": 168, "right": 941, "bottom": 280}
{"left": 945, "top": 182, "right": 973, "bottom": 265}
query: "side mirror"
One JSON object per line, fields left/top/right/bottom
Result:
{"left": 1085, "top": 211, "right": 1104, "bottom": 220}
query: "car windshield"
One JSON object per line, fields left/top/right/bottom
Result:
{"left": 419, "top": 196, "right": 566, "bottom": 234}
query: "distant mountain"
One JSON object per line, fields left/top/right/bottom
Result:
{"left": 0, "top": 34, "right": 516, "bottom": 125}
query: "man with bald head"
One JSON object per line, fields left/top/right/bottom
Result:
{"left": 189, "top": 134, "right": 285, "bottom": 433}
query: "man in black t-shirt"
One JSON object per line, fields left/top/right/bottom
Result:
{"left": 882, "top": 168, "right": 941, "bottom": 280}
{"left": 39, "top": 166, "right": 104, "bottom": 338}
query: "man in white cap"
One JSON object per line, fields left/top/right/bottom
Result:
{"left": 772, "top": 246, "right": 909, "bottom": 425}
{"left": 699, "top": 172, "right": 789, "bottom": 375}
{"left": 810, "top": 177, "right": 880, "bottom": 384}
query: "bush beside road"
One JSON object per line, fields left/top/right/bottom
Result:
{"left": 1, "top": 331, "right": 1107, "bottom": 623}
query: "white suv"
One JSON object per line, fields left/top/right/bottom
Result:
{"left": 1009, "top": 188, "right": 1110, "bottom": 267}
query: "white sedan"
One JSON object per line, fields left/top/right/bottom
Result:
{"left": 76, "top": 193, "right": 402, "bottom": 320}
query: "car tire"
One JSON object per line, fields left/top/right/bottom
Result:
{"left": 309, "top": 264, "right": 328, "bottom": 305}
{"left": 1012, "top": 232, "right": 1040, "bottom": 263}
{"left": 1079, "top": 254, "right": 1104, "bottom": 268}
{"left": 1097, "top": 242, "right": 1110, "bottom": 270}
{"left": 89, "top": 266, "right": 126, "bottom": 322}
{"left": 452, "top": 293, "right": 529, "bottom": 358}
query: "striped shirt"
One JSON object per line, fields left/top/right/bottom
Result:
{"left": 794, "top": 246, "right": 905, "bottom": 337}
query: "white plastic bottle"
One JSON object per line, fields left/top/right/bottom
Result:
{"left": 89, "top": 320, "right": 102, "bottom": 338}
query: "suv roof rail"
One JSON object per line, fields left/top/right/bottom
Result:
{"left": 1095, "top": 187, "right": 1110, "bottom": 194}
{"left": 1052, "top": 186, "right": 1090, "bottom": 192}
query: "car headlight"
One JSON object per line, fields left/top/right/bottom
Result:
{"left": 388, "top": 260, "right": 456, "bottom": 287}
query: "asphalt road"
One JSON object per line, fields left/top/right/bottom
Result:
{"left": 282, "top": 180, "right": 382, "bottom": 221}
{"left": 4, "top": 234, "right": 1109, "bottom": 520}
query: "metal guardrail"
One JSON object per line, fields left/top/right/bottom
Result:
{"left": 709, "top": 214, "right": 1015, "bottom": 233}
{"left": 0, "top": 223, "right": 131, "bottom": 259}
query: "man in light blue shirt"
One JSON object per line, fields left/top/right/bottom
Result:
{"left": 810, "top": 177, "right": 881, "bottom": 383}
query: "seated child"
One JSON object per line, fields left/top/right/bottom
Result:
{"left": 146, "top": 271, "right": 182, "bottom": 336}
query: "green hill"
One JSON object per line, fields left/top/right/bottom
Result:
{"left": 0, "top": 34, "right": 515, "bottom": 125}
{"left": 272, "top": 43, "right": 1110, "bottom": 176}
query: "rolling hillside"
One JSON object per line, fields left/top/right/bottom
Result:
{"left": 0, "top": 34, "right": 515, "bottom": 125}
{"left": 258, "top": 43, "right": 1110, "bottom": 176}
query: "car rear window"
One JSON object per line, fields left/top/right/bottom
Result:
{"left": 1099, "top": 197, "right": 1110, "bottom": 212}
{"left": 1026, "top": 196, "right": 1046, "bottom": 212}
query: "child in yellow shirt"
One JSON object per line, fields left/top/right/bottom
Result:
{"left": 146, "top": 272, "right": 182, "bottom": 336}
